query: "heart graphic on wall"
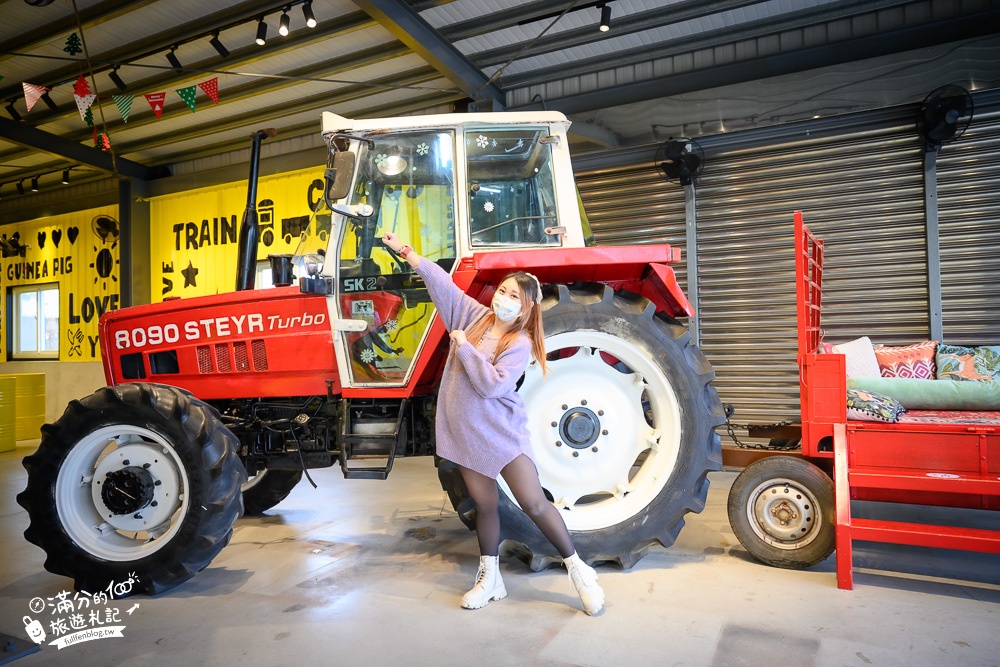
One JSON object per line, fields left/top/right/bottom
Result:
{"left": 37, "top": 231, "right": 46, "bottom": 249}
{"left": 67, "top": 226, "right": 79, "bottom": 245}
{"left": 52, "top": 229, "right": 62, "bottom": 247}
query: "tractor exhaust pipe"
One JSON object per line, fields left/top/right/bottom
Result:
{"left": 235, "top": 127, "right": 277, "bottom": 291}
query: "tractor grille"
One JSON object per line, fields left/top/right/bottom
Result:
{"left": 195, "top": 341, "right": 268, "bottom": 373}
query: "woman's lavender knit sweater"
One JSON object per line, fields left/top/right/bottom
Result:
{"left": 415, "top": 259, "right": 535, "bottom": 478}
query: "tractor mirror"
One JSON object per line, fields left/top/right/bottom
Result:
{"left": 324, "top": 152, "right": 356, "bottom": 205}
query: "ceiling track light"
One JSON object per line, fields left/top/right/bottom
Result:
{"left": 62, "top": 169, "right": 70, "bottom": 185}
{"left": 209, "top": 31, "right": 230, "bottom": 58}
{"left": 5, "top": 101, "right": 21, "bottom": 122}
{"left": 599, "top": 3, "right": 611, "bottom": 32}
{"left": 302, "top": 0, "right": 316, "bottom": 28}
{"left": 166, "top": 46, "right": 183, "bottom": 71}
{"left": 40, "top": 92, "right": 58, "bottom": 112}
{"left": 30, "top": 176, "right": 39, "bottom": 192}
{"left": 109, "top": 66, "right": 127, "bottom": 91}
{"left": 255, "top": 17, "right": 268, "bottom": 45}
{"left": 17, "top": 180, "right": 25, "bottom": 196}
{"left": 279, "top": 8, "right": 290, "bottom": 36}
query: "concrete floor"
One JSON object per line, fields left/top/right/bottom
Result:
{"left": 2, "top": 443, "right": 999, "bottom": 667}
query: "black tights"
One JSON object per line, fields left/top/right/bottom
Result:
{"left": 459, "top": 455, "right": 575, "bottom": 559}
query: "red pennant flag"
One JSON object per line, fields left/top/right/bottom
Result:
{"left": 198, "top": 78, "right": 219, "bottom": 104}
{"left": 145, "top": 92, "right": 166, "bottom": 118}
{"left": 22, "top": 82, "right": 49, "bottom": 112}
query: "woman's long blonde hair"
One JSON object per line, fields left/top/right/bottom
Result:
{"left": 461, "top": 272, "right": 548, "bottom": 375}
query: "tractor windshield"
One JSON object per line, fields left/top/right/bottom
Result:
{"left": 335, "top": 130, "right": 456, "bottom": 385}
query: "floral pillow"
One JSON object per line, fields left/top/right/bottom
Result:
{"left": 873, "top": 340, "right": 937, "bottom": 379}
{"left": 936, "top": 344, "right": 1000, "bottom": 382}
{"left": 846, "top": 388, "right": 907, "bottom": 423}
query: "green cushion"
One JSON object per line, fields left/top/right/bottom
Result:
{"left": 846, "top": 377, "right": 1000, "bottom": 411}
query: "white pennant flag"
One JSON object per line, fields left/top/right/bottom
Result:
{"left": 74, "top": 93, "right": 96, "bottom": 121}
{"left": 22, "top": 82, "right": 48, "bottom": 112}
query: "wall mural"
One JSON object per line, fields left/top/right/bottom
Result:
{"left": 0, "top": 205, "right": 120, "bottom": 362}
{"left": 149, "top": 166, "right": 325, "bottom": 301}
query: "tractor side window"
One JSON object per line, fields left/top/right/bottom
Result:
{"left": 466, "top": 128, "right": 560, "bottom": 247}
{"left": 336, "top": 131, "right": 456, "bottom": 385}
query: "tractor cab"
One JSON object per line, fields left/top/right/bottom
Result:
{"left": 305, "top": 111, "right": 588, "bottom": 389}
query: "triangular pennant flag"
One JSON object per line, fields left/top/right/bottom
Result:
{"left": 73, "top": 74, "right": 91, "bottom": 97}
{"left": 22, "top": 83, "right": 48, "bottom": 112}
{"left": 198, "top": 78, "right": 219, "bottom": 105}
{"left": 176, "top": 85, "right": 197, "bottom": 113}
{"left": 144, "top": 92, "right": 166, "bottom": 118}
{"left": 113, "top": 95, "right": 134, "bottom": 123}
{"left": 73, "top": 93, "right": 96, "bottom": 121}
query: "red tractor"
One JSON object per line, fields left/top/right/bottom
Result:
{"left": 18, "top": 111, "right": 724, "bottom": 595}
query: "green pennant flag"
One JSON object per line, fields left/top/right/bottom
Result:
{"left": 176, "top": 85, "right": 197, "bottom": 113}
{"left": 113, "top": 94, "right": 135, "bottom": 123}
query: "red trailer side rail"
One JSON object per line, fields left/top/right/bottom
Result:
{"left": 794, "top": 210, "right": 1000, "bottom": 590}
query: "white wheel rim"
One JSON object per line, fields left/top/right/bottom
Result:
{"left": 242, "top": 468, "right": 268, "bottom": 493}
{"left": 511, "top": 330, "right": 681, "bottom": 531}
{"left": 55, "top": 424, "right": 190, "bottom": 561}
{"left": 745, "top": 477, "right": 822, "bottom": 550}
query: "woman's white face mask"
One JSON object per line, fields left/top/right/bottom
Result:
{"left": 491, "top": 294, "right": 521, "bottom": 322}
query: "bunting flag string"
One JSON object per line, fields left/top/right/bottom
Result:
{"left": 176, "top": 85, "right": 198, "bottom": 113}
{"left": 198, "top": 78, "right": 219, "bottom": 105}
{"left": 113, "top": 94, "right": 135, "bottom": 123}
{"left": 144, "top": 92, "right": 166, "bottom": 118}
{"left": 22, "top": 82, "right": 48, "bottom": 112}
{"left": 73, "top": 75, "right": 96, "bottom": 121}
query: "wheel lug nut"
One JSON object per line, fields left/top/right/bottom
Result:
{"left": 555, "top": 441, "right": 562, "bottom": 447}
{"left": 551, "top": 421, "right": 558, "bottom": 427}
{"left": 122, "top": 459, "right": 130, "bottom": 465}
{"left": 592, "top": 446, "right": 598, "bottom": 452}
{"left": 154, "top": 480, "right": 162, "bottom": 486}
{"left": 151, "top": 501, "right": 158, "bottom": 507}
{"left": 561, "top": 404, "right": 568, "bottom": 410}
{"left": 572, "top": 451, "right": 579, "bottom": 457}
{"left": 581, "top": 399, "right": 587, "bottom": 405}
{"left": 133, "top": 513, "right": 142, "bottom": 519}
{"left": 602, "top": 430, "right": 608, "bottom": 435}
{"left": 598, "top": 410, "right": 604, "bottom": 416}
{"left": 143, "top": 463, "right": 151, "bottom": 469}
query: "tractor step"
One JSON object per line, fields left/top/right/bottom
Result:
{"left": 339, "top": 399, "right": 407, "bottom": 480}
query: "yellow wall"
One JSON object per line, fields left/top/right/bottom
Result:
{"left": 149, "top": 166, "right": 325, "bottom": 301}
{"left": 0, "top": 205, "right": 120, "bottom": 362}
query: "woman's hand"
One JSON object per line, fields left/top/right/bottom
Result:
{"left": 449, "top": 329, "right": 468, "bottom": 347}
{"left": 382, "top": 232, "right": 402, "bottom": 253}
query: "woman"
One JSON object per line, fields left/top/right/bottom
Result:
{"left": 381, "top": 232, "right": 604, "bottom": 615}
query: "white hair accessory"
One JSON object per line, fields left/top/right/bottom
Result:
{"left": 524, "top": 272, "right": 543, "bottom": 303}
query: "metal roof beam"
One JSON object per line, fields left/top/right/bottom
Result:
{"left": 353, "top": 0, "right": 504, "bottom": 109}
{"left": 509, "top": 9, "right": 1000, "bottom": 116}
{"left": 0, "top": 117, "right": 157, "bottom": 181}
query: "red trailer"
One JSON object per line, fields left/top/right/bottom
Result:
{"left": 728, "top": 211, "right": 1000, "bottom": 589}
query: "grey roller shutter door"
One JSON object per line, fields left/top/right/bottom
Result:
{"left": 937, "top": 96, "right": 1000, "bottom": 346}
{"left": 692, "top": 120, "right": 928, "bottom": 424}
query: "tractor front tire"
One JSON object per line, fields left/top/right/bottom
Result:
{"left": 17, "top": 383, "right": 246, "bottom": 596}
{"left": 727, "top": 456, "right": 835, "bottom": 569}
{"left": 441, "top": 283, "right": 724, "bottom": 569}
{"left": 242, "top": 469, "right": 304, "bottom": 515}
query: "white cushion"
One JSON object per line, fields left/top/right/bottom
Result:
{"left": 833, "top": 336, "right": 881, "bottom": 379}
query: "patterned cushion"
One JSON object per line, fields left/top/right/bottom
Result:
{"left": 936, "top": 344, "right": 1000, "bottom": 382}
{"left": 846, "top": 388, "right": 907, "bottom": 423}
{"left": 833, "top": 336, "right": 881, "bottom": 379}
{"left": 873, "top": 341, "right": 937, "bottom": 379}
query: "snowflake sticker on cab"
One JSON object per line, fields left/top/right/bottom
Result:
{"left": 21, "top": 574, "right": 141, "bottom": 650}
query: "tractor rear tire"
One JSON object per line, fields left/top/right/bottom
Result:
{"left": 727, "top": 456, "right": 835, "bottom": 569}
{"left": 440, "top": 283, "right": 724, "bottom": 569}
{"left": 17, "top": 383, "right": 246, "bottom": 596}
{"left": 242, "top": 469, "right": 304, "bottom": 515}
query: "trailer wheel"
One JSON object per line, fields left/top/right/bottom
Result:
{"left": 242, "top": 469, "right": 304, "bottom": 515}
{"left": 727, "top": 456, "right": 835, "bottom": 569}
{"left": 16, "top": 383, "right": 246, "bottom": 596}
{"left": 440, "top": 283, "right": 723, "bottom": 569}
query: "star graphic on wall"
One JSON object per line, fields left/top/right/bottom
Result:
{"left": 182, "top": 260, "right": 199, "bottom": 287}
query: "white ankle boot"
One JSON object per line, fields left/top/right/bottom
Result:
{"left": 564, "top": 552, "right": 604, "bottom": 615}
{"left": 461, "top": 555, "right": 507, "bottom": 609}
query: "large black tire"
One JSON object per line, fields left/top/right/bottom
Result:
{"left": 16, "top": 383, "right": 246, "bottom": 596}
{"left": 242, "top": 469, "right": 303, "bottom": 515}
{"left": 439, "top": 283, "right": 724, "bottom": 569}
{"left": 727, "top": 456, "right": 835, "bottom": 568}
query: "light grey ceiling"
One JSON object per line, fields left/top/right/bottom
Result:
{"left": 0, "top": 0, "right": 998, "bottom": 199}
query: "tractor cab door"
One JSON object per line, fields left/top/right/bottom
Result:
{"left": 333, "top": 130, "right": 457, "bottom": 386}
